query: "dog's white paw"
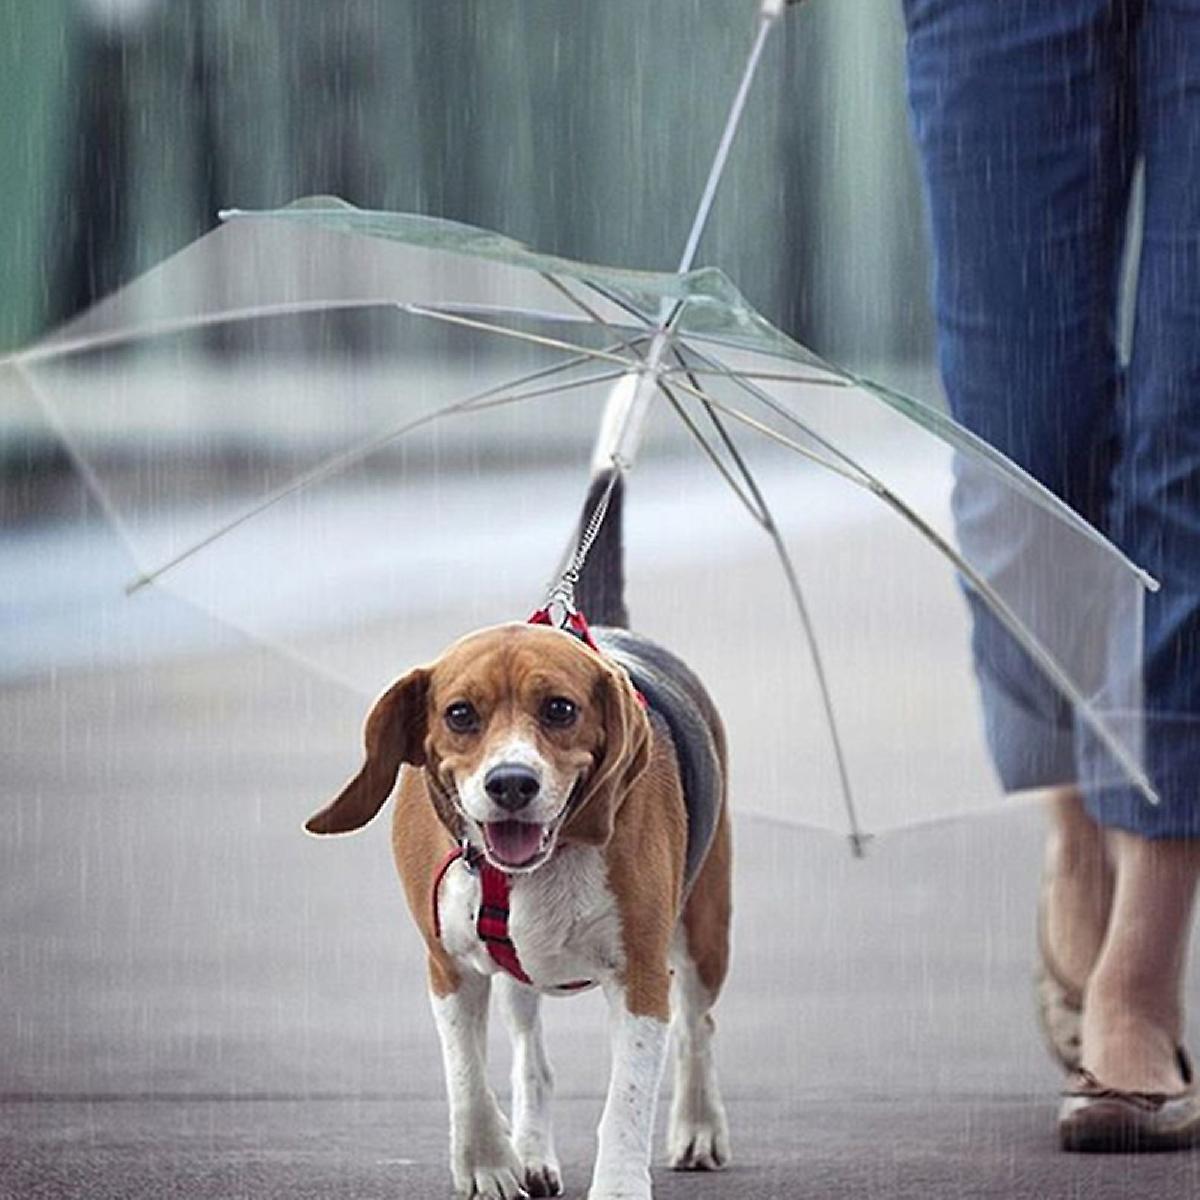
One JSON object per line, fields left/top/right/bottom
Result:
{"left": 667, "top": 1109, "right": 731, "bottom": 1172}
{"left": 586, "top": 1168, "right": 652, "bottom": 1200}
{"left": 519, "top": 1152, "right": 562, "bottom": 1198}
{"left": 453, "top": 1140, "right": 529, "bottom": 1199}
{"left": 454, "top": 1162, "right": 528, "bottom": 1200}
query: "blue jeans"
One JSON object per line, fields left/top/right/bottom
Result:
{"left": 903, "top": 0, "right": 1200, "bottom": 836}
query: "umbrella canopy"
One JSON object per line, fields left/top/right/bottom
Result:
{"left": 4, "top": 198, "right": 1157, "bottom": 843}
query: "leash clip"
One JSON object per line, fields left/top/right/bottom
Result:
{"left": 543, "top": 587, "right": 577, "bottom": 631}
{"left": 459, "top": 838, "right": 479, "bottom": 874}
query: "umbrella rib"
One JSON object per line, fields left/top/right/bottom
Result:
{"left": 868, "top": 486, "right": 1160, "bottom": 806}
{"left": 673, "top": 343, "right": 878, "bottom": 483}
{"left": 662, "top": 364, "right": 849, "bottom": 389}
{"left": 538, "top": 274, "right": 641, "bottom": 342}
{"left": 666, "top": 327, "right": 833, "bottom": 372}
{"left": 675, "top": 344, "right": 1161, "bottom": 807}
{"left": 654, "top": 381, "right": 767, "bottom": 525}
{"left": 6, "top": 297, "right": 646, "bottom": 374}
{"left": 124, "top": 360, "right": 630, "bottom": 594}
{"left": 853, "top": 372, "right": 1159, "bottom": 592}
{"left": 737, "top": 792, "right": 1047, "bottom": 843}
{"left": 16, "top": 364, "right": 382, "bottom": 701}
{"left": 7, "top": 298, "right": 405, "bottom": 367}
{"left": 539, "top": 274, "right": 666, "bottom": 380}
{"left": 577, "top": 279, "right": 660, "bottom": 332}
{"left": 13, "top": 358, "right": 155, "bottom": 585}
{"left": 670, "top": 333, "right": 1158, "bottom": 593}
{"left": 658, "top": 360, "right": 869, "bottom": 857}
{"left": 565, "top": 290, "right": 847, "bottom": 395}
{"left": 402, "top": 304, "right": 640, "bottom": 371}
{"left": 406, "top": 298, "right": 649, "bottom": 337}
{"left": 700, "top": 423, "right": 869, "bottom": 858}
{"left": 662, "top": 374, "right": 869, "bottom": 486}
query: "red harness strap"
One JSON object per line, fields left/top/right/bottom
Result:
{"left": 527, "top": 604, "right": 647, "bottom": 707}
{"left": 426, "top": 604, "right": 632, "bottom": 992}
{"left": 527, "top": 604, "right": 602, "bottom": 649}
{"left": 475, "top": 854, "right": 535, "bottom": 985}
{"left": 432, "top": 844, "right": 590, "bottom": 991}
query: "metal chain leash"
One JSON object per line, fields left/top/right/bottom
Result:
{"left": 544, "top": 465, "right": 623, "bottom": 622}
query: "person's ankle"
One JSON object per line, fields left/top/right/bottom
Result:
{"left": 1043, "top": 799, "right": 1113, "bottom": 991}
{"left": 1081, "top": 985, "right": 1186, "bottom": 1093}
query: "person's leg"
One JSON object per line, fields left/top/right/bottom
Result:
{"left": 903, "top": 0, "right": 1132, "bottom": 788}
{"left": 903, "top": 0, "right": 1133, "bottom": 992}
{"left": 1075, "top": 0, "right": 1200, "bottom": 1093}
{"left": 1044, "top": 787, "right": 1115, "bottom": 993}
{"left": 1084, "top": 0, "right": 1200, "bottom": 838}
{"left": 1083, "top": 833, "right": 1200, "bottom": 1090}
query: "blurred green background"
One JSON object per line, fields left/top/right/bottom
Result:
{"left": 0, "top": 0, "right": 931, "bottom": 366}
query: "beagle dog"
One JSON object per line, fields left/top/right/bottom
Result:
{"left": 306, "top": 471, "right": 731, "bottom": 1200}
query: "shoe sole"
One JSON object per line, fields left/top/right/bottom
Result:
{"left": 1060, "top": 1098, "right": 1200, "bottom": 1153}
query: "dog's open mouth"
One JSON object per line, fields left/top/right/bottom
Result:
{"left": 483, "top": 820, "right": 549, "bottom": 869}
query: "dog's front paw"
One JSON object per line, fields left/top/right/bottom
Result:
{"left": 452, "top": 1140, "right": 528, "bottom": 1199}
{"left": 667, "top": 1107, "right": 730, "bottom": 1172}
{"left": 520, "top": 1153, "right": 562, "bottom": 1198}
{"left": 586, "top": 1168, "right": 652, "bottom": 1200}
{"left": 454, "top": 1161, "right": 528, "bottom": 1200}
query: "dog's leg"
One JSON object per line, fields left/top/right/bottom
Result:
{"left": 666, "top": 936, "right": 731, "bottom": 1171}
{"left": 587, "top": 982, "right": 670, "bottom": 1200}
{"left": 667, "top": 801, "right": 729, "bottom": 1166}
{"left": 496, "top": 976, "right": 562, "bottom": 1198}
{"left": 667, "top": 802, "right": 731, "bottom": 1171}
{"left": 429, "top": 969, "right": 526, "bottom": 1200}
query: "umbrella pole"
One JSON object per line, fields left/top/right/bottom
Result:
{"left": 676, "top": 1, "right": 787, "bottom": 277}
{"left": 590, "top": 0, "right": 796, "bottom": 476}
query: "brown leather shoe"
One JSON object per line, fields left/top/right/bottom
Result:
{"left": 1059, "top": 1049, "right": 1200, "bottom": 1152}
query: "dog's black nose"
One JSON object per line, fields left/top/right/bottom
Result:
{"left": 484, "top": 764, "right": 541, "bottom": 811}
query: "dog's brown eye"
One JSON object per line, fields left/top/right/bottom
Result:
{"left": 444, "top": 701, "right": 479, "bottom": 733}
{"left": 541, "top": 696, "right": 577, "bottom": 728}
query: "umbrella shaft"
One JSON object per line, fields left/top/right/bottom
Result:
{"left": 591, "top": 333, "right": 671, "bottom": 472}
{"left": 592, "top": 5, "right": 784, "bottom": 475}
{"left": 676, "top": 11, "right": 777, "bottom": 276}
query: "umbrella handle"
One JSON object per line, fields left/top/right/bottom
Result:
{"left": 760, "top": 0, "right": 806, "bottom": 18}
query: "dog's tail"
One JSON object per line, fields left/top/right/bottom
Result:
{"left": 571, "top": 466, "right": 628, "bottom": 629}
{"left": 570, "top": 364, "right": 660, "bottom": 629}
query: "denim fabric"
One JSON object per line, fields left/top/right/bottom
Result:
{"left": 903, "top": 0, "right": 1200, "bottom": 835}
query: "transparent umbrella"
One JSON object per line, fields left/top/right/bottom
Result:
{"left": 1, "top": 0, "right": 1158, "bottom": 850}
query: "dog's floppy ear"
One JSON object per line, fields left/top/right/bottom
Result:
{"left": 563, "top": 662, "right": 652, "bottom": 847}
{"left": 305, "top": 667, "right": 431, "bottom": 835}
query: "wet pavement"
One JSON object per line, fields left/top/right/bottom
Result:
{"left": 5, "top": 629, "right": 1200, "bottom": 1198}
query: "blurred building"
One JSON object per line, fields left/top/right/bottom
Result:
{"left": 1, "top": 0, "right": 931, "bottom": 369}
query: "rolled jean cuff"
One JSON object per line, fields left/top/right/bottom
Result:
{"left": 1079, "top": 714, "right": 1200, "bottom": 839}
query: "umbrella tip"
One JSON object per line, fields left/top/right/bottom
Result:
{"left": 124, "top": 574, "right": 152, "bottom": 596}
{"left": 848, "top": 831, "right": 873, "bottom": 859}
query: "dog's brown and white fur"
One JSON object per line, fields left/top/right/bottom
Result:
{"left": 306, "top": 471, "right": 731, "bottom": 1199}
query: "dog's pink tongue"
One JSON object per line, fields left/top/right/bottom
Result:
{"left": 485, "top": 820, "right": 545, "bottom": 867}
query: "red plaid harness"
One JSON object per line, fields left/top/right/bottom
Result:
{"left": 430, "top": 840, "right": 592, "bottom": 991}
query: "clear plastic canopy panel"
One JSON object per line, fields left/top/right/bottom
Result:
{"left": 8, "top": 201, "right": 1154, "bottom": 839}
